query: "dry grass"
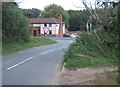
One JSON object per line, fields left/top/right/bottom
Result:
{"left": 57, "top": 66, "right": 118, "bottom": 85}
{"left": 93, "top": 70, "right": 119, "bottom": 85}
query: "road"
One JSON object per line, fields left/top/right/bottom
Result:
{"left": 2, "top": 37, "right": 73, "bottom": 85}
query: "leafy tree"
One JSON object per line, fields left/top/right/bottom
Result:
{"left": 2, "top": 2, "right": 31, "bottom": 43}
{"left": 68, "top": 10, "right": 90, "bottom": 31}
{"left": 21, "top": 8, "right": 41, "bottom": 18}
{"left": 82, "top": 0, "right": 119, "bottom": 32}
{"left": 79, "top": 0, "right": 119, "bottom": 58}
{"left": 94, "top": 2, "right": 118, "bottom": 33}
{"left": 41, "top": 4, "right": 69, "bottom": 28}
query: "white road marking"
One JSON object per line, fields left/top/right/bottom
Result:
{"left": 41, "top": 50, "right": 53, "bottom": 54}
{"left": 6, "top": 45, "right": 67, "bottom": 70}
{"left": 70, "top": 41, "right": 73, "bottom": 43}
{"left": 7, "top": 57, "right": 34, "bottom": 70}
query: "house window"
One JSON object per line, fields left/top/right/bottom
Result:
{"left": 49, "top": 30, "right": 52, "bottom": 34}
{"left": 49, "top": 24, "right": 52, "bottom": 27}
{"left": 44, "top": 24, "right": 47, "bottom": 27}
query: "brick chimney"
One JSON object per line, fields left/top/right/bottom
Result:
{"left": 58, "top": 14, "right": 63, "bottom": 37}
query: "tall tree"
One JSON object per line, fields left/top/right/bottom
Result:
{"left": 41, "top": 4, "right": 69, "bottom": 28}
{"left": 80, "top": 0, "right": 119, "bottom": 58}
{"left": 2, "top": 2, "right": 31, "bottom": 43}
{"left": 21, "top": 8, "right": 41, "bottom": 18}
{"left": 68, "top": 10, "right": 90, "bottom": 31}
{"left": 81, "top": 0, "right": 119, "bottom": 32}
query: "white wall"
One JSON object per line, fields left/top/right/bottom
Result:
{"left": 32, "top": 23, "right": 65, "bottom": 35}
{"left": 40, "top": 24, "right": 44, "bottom": 34}
{"left": 55, "top": 24, "right": 59, "bottom": 34}
{"left": 63, "top": 24, "right": 65, "bottom": 34}
{"left": 33, "top": 24, "right": 41, "bottom": 26}
{"left": 51, "top": 24, "right": 56, "bottom": 34}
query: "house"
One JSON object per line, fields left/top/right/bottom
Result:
{"left": 29, "top": 15, "right": 65, "bottom": 37}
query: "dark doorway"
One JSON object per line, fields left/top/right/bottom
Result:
{"left": 38, "top": 29, "right": 40, "bottom": 34}
{"left": 33, "top": 26, "right": 40, "bottom": 35}
{"left": 49, "top": 30, "right": 52, "bottom": 34}
{"left": 33, "top": 30, "right": 37, "bottom": 36}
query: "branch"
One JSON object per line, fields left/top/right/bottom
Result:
{"left": 82, "top": 0, "right": 103, "bottom": 27}
{"left": 15, "top": 0, "right": 25, "bottom": 4}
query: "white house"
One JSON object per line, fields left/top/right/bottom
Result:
{"left": 29, "top": 15, "right": 65, "bottom": 37}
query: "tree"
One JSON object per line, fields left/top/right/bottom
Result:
{"left": 68, "top": 10, "right": 90, "bottom": 31}
{"left": 41, "top": 4, "right": 69, "bottom": 28}
{"left": 21, "top": 8, "right": 41, "bottom": 18}
{"left": 81, "top": 0, "right": 119, "bottom": 32}
{"left": 79, "top": 0, "right": 119, "bottom": 58}
{"left": 2, "top": 2, "right": 31, "bottom": 43}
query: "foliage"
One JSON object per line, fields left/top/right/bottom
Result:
{"left": 94, "top": 7, "right": 118, "bottom": 33}
{"left": 67, "top": 10, "right": 90, "bottom": 31}
{"left": 20, "top": 8, "right": 41, "bottom": 18}
{"left": 82, "top": 1, "right": 119, "bottom": 33}
{"left": 41, "top": 4, "right": 69, "bottom": 28}
{"left": 64, "top": 31, "right": 118, "bottom": 68}
{"left": 2, "top": 2, "right": 31, "bottom": 43}
{"left": 2, "top": 37, "right": 57, "bottom": 55}
{"left": 64, "top": 1, "right": 119, "bottom": 68}
{"left": 64, "top": 56, "right": 117, "bottom": 68}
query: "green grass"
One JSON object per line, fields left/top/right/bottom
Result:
{"left": 64, "top": 31, "right": 118, "bottom": 68}
{"left": 64, "top": 56, "right": 118, "bottom": 68}
{"left": 0, "top": 42, "right": 2, "bottom": 55}
{"left": 2, "top": 37, "right": 57, "bottom": 55}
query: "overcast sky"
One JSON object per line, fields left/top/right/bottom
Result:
{"left": 17, "top": 0, "right": 96, "bottom": 10}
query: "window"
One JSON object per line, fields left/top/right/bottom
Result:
{"left": 49, "top": 24, "right": 52, "bottom": 27}
{"left": 49, "top": 30, "right": 52, "bottom": 34}
{"left": 44, "top": 24, "right": 47, "bottom": 27}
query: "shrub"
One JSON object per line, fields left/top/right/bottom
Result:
{"left": 64, "top": 31, "right": 118, "bottom": 68}
{"left": 2, "top": 2, "right": 31, "bottom": 43}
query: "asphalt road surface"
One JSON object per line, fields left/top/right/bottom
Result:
{"left": 2, "top": 37, "right": 73, "bottom": 85}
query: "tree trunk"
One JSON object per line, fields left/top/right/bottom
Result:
{"left": 82, "top": 0, "right": 104, "bottom": 30}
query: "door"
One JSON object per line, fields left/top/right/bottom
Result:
{"left": 33, "top": 30, "right": 37, "bottom": 36}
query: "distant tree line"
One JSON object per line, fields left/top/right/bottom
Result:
{"left": 20, "top": 8, "right": 41, "bottom": 18}
{"left": 2, "top": 2, "right": 119, "bottom": 44}
{"left": 67, "top": 10, "right": 90, "bottom": 31}
{"left": 20, "top": 2, "right": 119, "bottom": 32}
{"left": 21, "top": 4, "right": 90, "bottom": 31}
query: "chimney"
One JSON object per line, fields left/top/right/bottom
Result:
{"left": 58, "top": 14, "right": 63, "bottom": 37}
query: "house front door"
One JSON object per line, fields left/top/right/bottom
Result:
{"left": 33, "top": 30, "right": 37, "bottom": 36}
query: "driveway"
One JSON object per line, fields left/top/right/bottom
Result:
{"left": 2, "top": 37, "right": 73, "bottom": 85}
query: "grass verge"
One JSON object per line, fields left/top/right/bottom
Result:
{"left": 2, "top": 37, "right": 57, "bottom": 55}
{"left": 64, "top": 55, "right": 118, "bottom": 68}
{"left": 64, "top": 31, "right": 118, "bottom": 68}
{"left": 64, "top": 31, "right": 119, "bottom": 85}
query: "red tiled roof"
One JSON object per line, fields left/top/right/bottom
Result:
{"left": 29, "top": 18, "right": 64, "bottom": 24}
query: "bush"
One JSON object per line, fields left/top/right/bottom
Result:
{"left": 2, "top": 2, "right": 31, "bottom": 43}
{"left": 77, "top": 31, "right": 118, "bottom": 59}
{"left": 64, "top": 31, "right": 118, "bottom": 68}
